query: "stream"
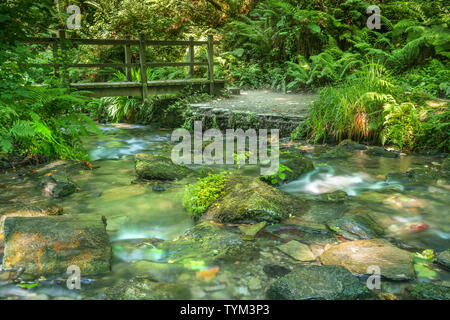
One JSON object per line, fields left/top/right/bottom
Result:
{"left": 0, "top": 123, "right": 449, "bottom": 300}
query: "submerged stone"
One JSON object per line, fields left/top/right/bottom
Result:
{"left": 277, "top": 240, "right": 315, "bottom": 261}
{"left": 263, "top": 264, "right": 291, "bottom": 278}
{"left": 407, "top": 167, "right": 439, "bottom": 183}
{"left": 202, "top": 176, "right": 305, "bottom": 223}
{"left": 366, "top": 147, "right": 398, "bottom": 158}
{"left": 103, "top": 278, "right": 190, "bottom": 300}
{"left": 386, "top": 172, "right": 412, "bottom": 183}
{"left": 329, "top": 213, "right": 385, "bottom": 240}
{"left": 263, "top": 224, "right": 338, "bottom": 245}
{"left": 2, "top": 215, "right": 111, "bottom": 277}
{"left": 238, "top": 222, "right": 267, "bottom": 237}
{"left": 337, "top": 139, "right": 367, "bottom": 150}
{"left": 320, "top": 239, "right": 415, "bottom": 280}
{"left": 135, "top": 153, "right": 193, "bottom": 180}
{"left": 266, "top": 265, "right": 369, "bottom": 300}
{"left": 157, "top": 221, "right": 259, "bottom": 264}
{"left": 41, "top": 174, "right": 77, "bottom": 198}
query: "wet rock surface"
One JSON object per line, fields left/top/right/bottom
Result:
{"left": 320, "top": 239, "right": 415, "bottom": 280}
{"left": 103, "top": 278, "right": 190, "bottom": 300}
{"left": 135, "top": 153, "right": 193, "bottom": 180}
{"left": 2, "top": 215, "right": 111, "bottom": 277}
{"left": 276, "top": 240, "right": 315, "bottom": 261}
{"left": 366, "top": 147, "right": 398, "bottom": 158}
{"left": 262, "top": 152, "right": 314, "bottom": 185}
{"left": 267, "top": 265, "right": 369, "bottom": 300}
{"left": 156, "top": 221, "right": 260, "bottom": 264}
{"left": 409, "top": 283, "right": 450, "bottom": 300}
{"left": 41, "top": 174, "right": 77, "bottom": 198}
{"left": 436, "top": 249, "right": 450, "bottom": 269}
{"left": 202, "top": 176, "right": 306, "bottom": 223}
{"left": 329, "top": 213, "right": 385, "bottom": 240}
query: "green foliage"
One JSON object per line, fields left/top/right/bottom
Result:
{"left": 262, "top": 163, "right": 293, "bottom": 185}
{"left": 183, "top": 171, "right": 229, "bottom": 219}
{"left": 305, "top": 63, "right": 395, "bottom": 143}
{"left": 0, "top": 40, "right": 99, "bottom": 161}
{"left": 299, "top": 62, "right": 450, "bottom": 152}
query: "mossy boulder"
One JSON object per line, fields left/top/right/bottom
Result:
{"left": 2, "top": 215, "right": 111, "bottom": 277}
{"left": 135, "top": 153, "right": 193, "bottom": 180}
{"left": 320, "top": 239, "right": 415, "bottom": 280}
{"left": 201, "top": 175, "right": 306, "bottom": 223}
{"left": 409, "top": 283, "right": 450, "bottom": 300}
{"left": 328, "top": 213, "right": 385, "bottom": 240}
{"left": 266, "top": 265, "right": 369, "bottom": 300}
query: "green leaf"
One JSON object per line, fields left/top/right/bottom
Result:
{"left": 17, "top": 283, "right": 39, "bottom": 289}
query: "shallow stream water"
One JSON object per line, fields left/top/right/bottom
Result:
{"left": 0, "top": 124, "right": 448, "bottom": 300}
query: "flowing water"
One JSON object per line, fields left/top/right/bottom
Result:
{"left": 0, "top": 124, "right": 449, "bottom": 300}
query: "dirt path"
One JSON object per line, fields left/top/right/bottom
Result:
{"left": 191, "top": 90, "right": 316, "bottom": 117}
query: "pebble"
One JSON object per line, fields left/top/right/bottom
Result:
{"left": 235, "top": 286, "right": 250, "bottom": 296}
{"left": 247, "top": 277, "right": 262, "bottom": 290}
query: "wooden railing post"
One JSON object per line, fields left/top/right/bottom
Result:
{"left": 188, "top": 36, "right": 194, "bottom": 78}
{"left": 58, "top": 29, "right": 68, "bottom": 83}
{"left": 51, "top": 33, "right": 59, "bottom": 78}
{"left": 207, "top": 34, "right": 214, "bottom": 96}
{"left": 139, "top": 33, "right": 148, "bottom": 100}
{"left": 124, "top": 35, "right": 132, "bottom": 82}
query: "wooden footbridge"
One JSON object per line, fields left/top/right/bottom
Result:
{"left": 23, "top": 30, "right": 225, "bottom": 99}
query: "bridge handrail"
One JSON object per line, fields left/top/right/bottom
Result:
{"left": 21, "top": 30, "right": 219, "bottom": 98}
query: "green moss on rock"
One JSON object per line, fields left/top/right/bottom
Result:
{"left": 200, "top": 175, "right": 306, "bottom": 223}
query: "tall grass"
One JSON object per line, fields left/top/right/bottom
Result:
{"left": 305, "top": 63, "right": 396, "bottom": 143}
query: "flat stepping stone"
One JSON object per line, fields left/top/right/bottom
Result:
{"left": 277, "top": 240, "right": 315, "bottom": 262}
{"left": 238, "top": 222, "right": 266, "bottom": 237}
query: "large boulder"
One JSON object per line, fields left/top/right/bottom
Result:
{"left": 201, "top": 175, "right": 305, "bottom": 223}
{"left": 135, "top": 153, "right": 193, "bottom": 180}
{"left": 2, "top": 215, "right": 111, "bottom": 277}
{"left": 0, "top": 206, "right": 63, "bottom": 253}
{"left": 266, "top": 265, "right": 369, "bottom": 300}
{"left": 320, "top": 239, "right": 415, "bottom": 280}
